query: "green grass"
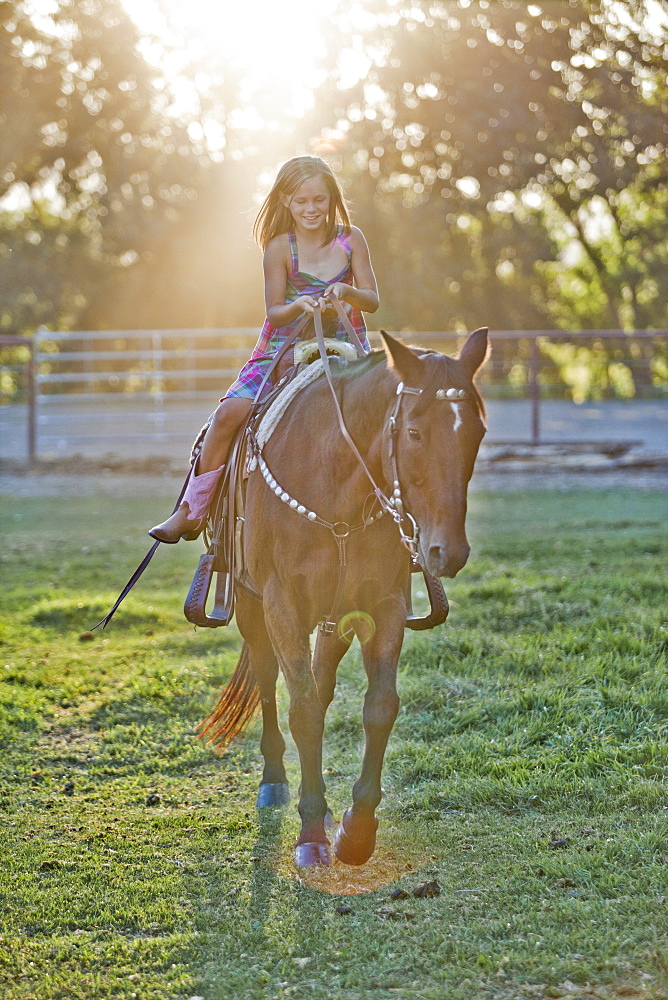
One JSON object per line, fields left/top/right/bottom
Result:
{"left": 1, "top": 487, "right": 667, "bottom": 1000}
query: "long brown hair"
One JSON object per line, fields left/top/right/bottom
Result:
{"left": 253, "top": 156, "right": 351, "bottom": 250}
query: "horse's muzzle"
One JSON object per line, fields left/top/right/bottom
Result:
{"left": 425, "top": 539, "right": 470, "bottom": 579}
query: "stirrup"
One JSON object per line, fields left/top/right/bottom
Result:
{"left": 405, "top": 571, "right": 449, "bottom": 630}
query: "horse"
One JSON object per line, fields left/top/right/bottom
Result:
{"left": 198, "top": 327, "right": 489, "bottom": 868}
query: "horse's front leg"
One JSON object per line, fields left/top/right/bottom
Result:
{"left": 263, "top": 581, "right": 332, "bottom": 867}
{"left": 235, "top": 590, "right": 289, "bottom": 807}
{"left": 334, "top": 592, "right": 403, "bottom": 866}
{"left": 312, "top": 630, "right": 349, "bottom": 830}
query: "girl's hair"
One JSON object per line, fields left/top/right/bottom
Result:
{"left": 253, "top": 156, "right": 351, "bottom": 250}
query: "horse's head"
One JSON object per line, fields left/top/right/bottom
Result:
{"left": 381, "top": 328, "right": 489, "bottom": 579}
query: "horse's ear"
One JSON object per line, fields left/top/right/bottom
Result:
{"left": 380, "top": 331, "right": 423, "bottom": 385}
{"left": 458, "top": 327, "right": 490, "bottom": 379}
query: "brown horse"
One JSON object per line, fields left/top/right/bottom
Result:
{"left": 199, "top": 328, "right": 489, "bottom": 867}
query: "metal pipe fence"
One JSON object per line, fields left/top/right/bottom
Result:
{"left": 0, "top": 335, "right": 36, "bottom": 461}
{"left": 1, "top": 327, "right": 665, "bottom": 461}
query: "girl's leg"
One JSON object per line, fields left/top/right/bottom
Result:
{"left": 198, "top": 396, "right": 252, "bottom": 474}
{"left": 149, "top": 396, "right": 252, "bottom": 543}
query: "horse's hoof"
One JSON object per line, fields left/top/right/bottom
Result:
{"left": 256, "top": 782, "right": 290, "bottom": 808}
{"left": 333, "top": 815, "right": 377, "bottom": 866}
{"left": 295, "top": 842, "right": 333, "bottom": 868}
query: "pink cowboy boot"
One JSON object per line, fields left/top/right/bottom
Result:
{"left": 149, "top": 461, "right": 225, "bottom": 544}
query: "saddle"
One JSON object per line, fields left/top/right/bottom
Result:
{"left": 182, "top": 387, "right": 269, "bottom": 628}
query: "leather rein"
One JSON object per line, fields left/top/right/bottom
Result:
{"left": 251, "top": 294, "right": 426, "bottom": 634}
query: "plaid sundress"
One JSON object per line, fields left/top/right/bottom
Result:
{"left": 224, "top": 227, "right": 370, "bottom": 402}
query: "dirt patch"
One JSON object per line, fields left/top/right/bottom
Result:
{"left": 0, "top": 459, "right": 184, "bottom": 499}
{"left": 1, "top": 457, "right": 666, "bottom": 499}
{"left": 472, "top": 464, "right": 667, "bottom": 493}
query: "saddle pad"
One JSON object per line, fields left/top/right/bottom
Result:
{"left": 247, "top": 358, "right": 329, "bottom": 470}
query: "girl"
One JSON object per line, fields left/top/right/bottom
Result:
{"left": 149, "top": 155, "right": 380, "bottom": 544}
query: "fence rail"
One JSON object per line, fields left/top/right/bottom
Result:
{"left": 1, "top": 327, "right": 666, "bottom": 461}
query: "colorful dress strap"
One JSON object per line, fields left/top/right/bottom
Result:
{"left": 287, "top": 229, "right": 299, "bottom": 277}
{"left": 335, "top": 228, "right": 353, "bottom": 260}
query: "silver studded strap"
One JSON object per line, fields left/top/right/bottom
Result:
{"left": 251, "top": 448, "right": 385, "bottom": 533}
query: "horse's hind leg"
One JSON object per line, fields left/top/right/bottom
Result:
{"left": 235, "top": 591, "right": 289, "bottom": 807}
{"left": 333, "top": 596, "right": 403, "bottom": 866}
{"left": 263, "top": 583, "right": 332, "bottom": 867}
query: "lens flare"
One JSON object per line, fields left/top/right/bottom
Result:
{"left": 337, "top": 611, "right": 376, "bottom": 646}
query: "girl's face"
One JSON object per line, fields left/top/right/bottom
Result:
{"left": 282, "top": 174, "right": 331, "bottom": 234}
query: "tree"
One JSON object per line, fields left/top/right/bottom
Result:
{"left": 0, "top": 0, "right": 209, "bottom": 333}
{"left": 309, "top": 0, "right": 668, "bottom": 339}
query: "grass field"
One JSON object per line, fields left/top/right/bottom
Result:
{"left": 1, "top": 485, "right": 667, "bottom": 1000}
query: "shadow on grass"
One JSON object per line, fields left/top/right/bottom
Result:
{"left": 27, "top": 598, "right": 167, "bottom": 632}
{"left": 248, "top": 807, "right": 289, "bottom": 929}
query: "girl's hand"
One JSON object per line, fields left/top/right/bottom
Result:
{"left": 321, "top": 282, "right": 350, "bottom": 305}
{"left": 295, "top": 294, "right": 320, "bottom": 315}
{"left": 319, "top": 283, "right": 351, "bottom": 314}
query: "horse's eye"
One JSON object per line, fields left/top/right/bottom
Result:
{"left": 408, "top": 428, "right": 421, "bottom": 441}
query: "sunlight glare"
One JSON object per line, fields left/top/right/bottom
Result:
{"left": 125, "top": 0, "right": 335, "bottom": 120}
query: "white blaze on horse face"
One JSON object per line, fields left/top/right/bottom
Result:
{"left": 436, "top": 387, "right": 467, "bottom": 434}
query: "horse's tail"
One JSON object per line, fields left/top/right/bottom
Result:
{"left": 196, "top": 642, "right": 260, "bottom": 752}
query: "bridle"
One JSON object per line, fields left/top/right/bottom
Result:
{"left": 383, "top": 380, "right": 423, "bottom": 565}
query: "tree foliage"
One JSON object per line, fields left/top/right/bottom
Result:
{"left": 1, "top": 0, "right": 666, "bottom": 403}
{"left": 311, "top": 0, "right": 668, "bottom": 336}
{"left": 0, "top": 0, "right": 208, "bottom": 332}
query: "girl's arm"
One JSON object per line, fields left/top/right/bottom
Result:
{"left": 323, "top": 227, "right": 379, "bottom": 313}
{"left": 263, "top": 237, "right": 319, "bottom": 327}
